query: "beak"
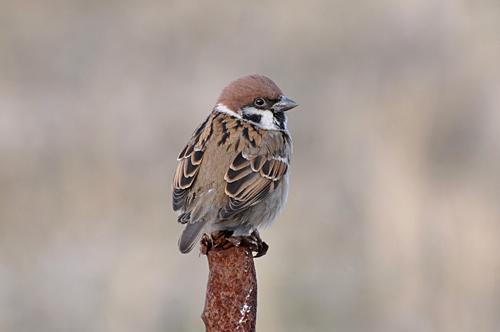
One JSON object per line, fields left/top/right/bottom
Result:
{"left": 273, "top": 96, "right": 298, "bottom": 112}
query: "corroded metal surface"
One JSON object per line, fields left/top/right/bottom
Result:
{"left": 202, "top": 245, "right": 257, "bottom": 332}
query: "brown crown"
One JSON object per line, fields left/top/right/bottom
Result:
{"left": 216, "top": 74, "right": 283, "bottom": 112}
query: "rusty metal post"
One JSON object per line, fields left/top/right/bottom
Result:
{"left": 202, "top": 244, "right": 257, "bottom": 332}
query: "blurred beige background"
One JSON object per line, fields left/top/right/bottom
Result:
{"left": 1, "top": 0, "right": 500, "bottom": 331}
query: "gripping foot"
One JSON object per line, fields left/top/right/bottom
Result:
{"left": 200, "top": 230, "right": 268, "bottom": 257}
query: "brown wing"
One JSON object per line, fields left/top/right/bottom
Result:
{"left": 220, "top": 150, "right": 289, "bottom": 219}
{"left": 172, "top": 114, "right": 214, "bottom": 211}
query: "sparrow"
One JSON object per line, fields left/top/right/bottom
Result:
{"left": 173, "top": 74, "right": 297, "bottom": 254}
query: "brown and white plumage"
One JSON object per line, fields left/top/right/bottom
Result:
{"left": 173, "top": 74, "right": 297, "bottom": 253}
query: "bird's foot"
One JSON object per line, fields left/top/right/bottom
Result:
{"left": 200, "top": 230, "right": 268, "bottom": 258}
{"left": 245, "top": 230, "right": 269, "bottom": 257}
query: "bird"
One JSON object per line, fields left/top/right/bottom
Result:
{"left": 172, "top": 74, "right": 297, "bottom": 254}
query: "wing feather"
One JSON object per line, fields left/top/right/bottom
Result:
{"left": 172, "top": 114, "right": 214, "bottom": 211}
{"left": 225, "top": 164, "right": 255, "bottom": 183}
{"left": 221, "top": 148, "right": 289, "bottom": 219}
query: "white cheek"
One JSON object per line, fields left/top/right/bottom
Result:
{"left": 259, "top": 110, "right": 278, "bottom": 130}
{"left": 242, "top": 107, "right": 279, "bottom": 130}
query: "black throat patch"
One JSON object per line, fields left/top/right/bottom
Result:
{"left": 274, "top": 111, "right": 286, "bottom": 130}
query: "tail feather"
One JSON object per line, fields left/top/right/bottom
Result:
{"left": 178, "top": 220, "right": 209, "bottom": 254}
{"left": 178, "top": 189, "right": 216, "bottom": 254}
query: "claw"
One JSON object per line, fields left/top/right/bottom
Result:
{"left": 199, "top": 230, "right": 269, "bottom": 257}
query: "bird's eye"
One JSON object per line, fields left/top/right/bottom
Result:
{"left": 253, "top": 98, "right": 266, "bottom": 108}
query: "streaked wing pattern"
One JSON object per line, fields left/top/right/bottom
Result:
{"left": 221, "top": 151, "right": 288, "bottom": 219}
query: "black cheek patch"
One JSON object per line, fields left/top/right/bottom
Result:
{"left": 242, "top": 113, "right": 262, "bottom": 124}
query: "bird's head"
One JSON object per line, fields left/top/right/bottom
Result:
{"left": 215, "top": 74, "right": 297, "bottom": 130}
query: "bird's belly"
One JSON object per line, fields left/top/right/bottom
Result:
{"left": 210, "top": 172, "right": 289, "bottom": 235}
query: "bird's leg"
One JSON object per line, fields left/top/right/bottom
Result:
{"left": 223, "top": 230, "right": 270, "bottom": 257}
{"left": 200, "top": 230, "right": 234, "bottom": 254}
{"left": 217, "top": 230, "right": 263, "bottom": 255}
{"left": 243, "top": 230, "right": 269, "bottom": 258}
{"left": 200, "top": 233, "right": 212, "bottom": 255}
{"left": 200, "top": 230, "right": 268, "bottom": 257}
